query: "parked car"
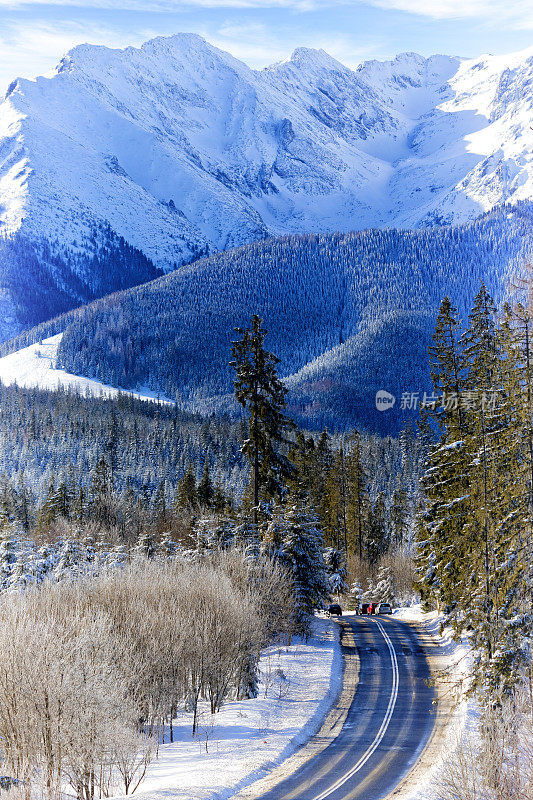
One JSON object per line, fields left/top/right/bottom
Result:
{"left": 368, "top": 602, "right": 377, "bottom": 614}
{"left": 358, "top": 603, "right": 371, "bottom": 615}
{"left": 327, "top": 603, "right": 342, "bottom": 616}
{"left": 376, "top": 602, "right": 393, "bottom": 614}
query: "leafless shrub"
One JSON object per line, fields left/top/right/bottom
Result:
{"left": 0, "top": 554, "right": 294, "bottom": 798}
{"left": 0, "top": 582, "right": 148, "bottom": 800}
{"left": 433, "top": 682, "right": 533, "bottom": 800}
{"left": 211, "top": 549, "right": 297, "bottom": 643}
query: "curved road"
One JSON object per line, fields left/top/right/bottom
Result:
{"left": 256, "top": 616, "right": 435, "bottom": 800}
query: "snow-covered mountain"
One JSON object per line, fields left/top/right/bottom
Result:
{"left": 0, "top": 34, "right": 532, "bottom": 339}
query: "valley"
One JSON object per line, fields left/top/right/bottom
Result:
{"left": 0, "top": 20, "right": 530, "bottom": 800}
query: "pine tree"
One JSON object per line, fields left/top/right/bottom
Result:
{"left": 391, "top": 488, "right": 409, "bottom": 549}
{"left": 88, "top": 456, "right": 114, "bottom": 527}
{"left": 175, "top": 464, "right": 198, "bottom": 510}
{"left": 415, "top": 297, "right": 471, "bottom": 618}
{"left": 0, "top": 525, "right": 20, "bottom": 590}
{"left": 348, "top": 579, "right": 362, "bottom": 610}
{"left": 39, "top": 475, "right": 62, "bottom": 528}
{"left": 322, "top": 459, "right": 342, "bottom": 551}
{"left": 277, "top": 502, "right": 329, "bottom": 632}
{"left": 55, "top": 538, "right": 83, "bottom": 579}
{"left": 361, "top": 578, "right": 375, "bottom": 603}
{"left": 230, "top": 315, "right": 294, "bottom": 525}
{"left": 211, "top": 483, "right": 227, "bottom": 514}
{"left": 8, "top": 537, "right": 42, "bottom": 590}
{"left": 366, "top": 494, "right": 389, "bottom": 564}
{"left": 374, "top": 565, "right": 394, "bottom": 604}
{"left": 345, "top": 431, "right": 369, "bottom": 559}
{"left": 460, "top": 284, "right": 502, "bottom": 671}
{"left": 417, "top": 285, "right": 532, "bottom": 696}
{"left": 197, "top": 461, "right": 214, "bottom": 508}
{"left": 429, "top": 296, "right": 466, "bottom": 435}
{"left": 56, "top": 478, "right": 70, "bottom": 520}
{"left": 323, "top": 547, "right": 348, "bottom": 597}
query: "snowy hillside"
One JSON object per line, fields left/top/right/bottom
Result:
{"left": 1, "top": 36, "right": 532, "bottom": 266}
{"left": 0, "top": 334, "right": 173, "bottom": 405}
{"left": 5, "top": 203, "right": 530, "bottom": 433}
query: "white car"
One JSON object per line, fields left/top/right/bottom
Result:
{"left": 376, "top": 602, "right": 392, "bottom": 614}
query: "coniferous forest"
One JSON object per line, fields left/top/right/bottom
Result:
{"left": 416, "top": 281, "right": 533, "bottom": 698}
{"left": 3, "top": 203, "right": 532, "bottom": 434}
{"left": 0, "top": 204, "right": 531, "bottom": 800}
{"left": 0, "top": 19, "right": 533, "bottom": 800}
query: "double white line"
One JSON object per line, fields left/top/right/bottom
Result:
{"left": 312, "top": 619, "right": 400, "bottom": 800}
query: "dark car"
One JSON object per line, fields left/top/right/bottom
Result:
{"left": 377, "top": 602, "right": 393, "bottom": 614}
{"left": 327, "top": 603, "right": 342, "bottom": 616}
{"left": 358, "top": 603, "right": 371, "bottom": 615}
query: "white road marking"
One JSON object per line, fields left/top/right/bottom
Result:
{"left": 311, "top": 619, "right": 400, "bottom": 800}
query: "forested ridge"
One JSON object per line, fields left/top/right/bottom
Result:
{"left": 41, "top": 202, "right": 532, "bottom": 433}
{"left": 0, "top": 224, "right": 162, "bottom": 337}
{"left": 0, "top": 380, "right": 423, "bottom": 542}
{"left": 0, "top": 382, "right": 247, "bottom": 509}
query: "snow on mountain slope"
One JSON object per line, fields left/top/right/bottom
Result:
{"left": 0, "top": 334, "right": 174, "bottom": 404}
{"left": 1, "top": 34, "right": 532, "bottom": 277}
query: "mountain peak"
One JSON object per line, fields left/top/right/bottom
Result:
{"left": 0, "top": 34, "right": 531, "bottom": 347}
{"left": 56, "top": 32, "right": 247, "bottom": 82}
{"left": 271, "top": 47, "right": 347, "bottom": 73}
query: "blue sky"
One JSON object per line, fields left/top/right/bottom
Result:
{"left": 0, "top": 1, "right": 531, "bottom": 95}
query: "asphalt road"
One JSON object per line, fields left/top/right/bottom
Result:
{"left": 255, "top": 615, "right": 435, "bottom": 800}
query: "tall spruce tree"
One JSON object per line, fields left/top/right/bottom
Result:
{"left": 230, "top": 315, "right": 293, "bottom": 525}
{"left": 345, "top": 431, "right": 369, "bottom": 560}
{"left": 366, "top": 493, "right": 388, "bottom": 564}
{"left": 175, "top": 464, "right": 198, "bottom": 510}
{"left": 197, "top": 461, "right": 214, "bottom": 508}
{"left": 275, "top": 501, "right": 330, "bottom": 631}
{"left": 461, "top": 284, "right": 502, "bottom": 671}
{"left": 418, "top": 285, "right": 532, "bottom": 697}
{"left": 415, "top": 297, "right": 470, "bottom": 618}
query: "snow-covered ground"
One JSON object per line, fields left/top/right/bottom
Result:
{"left": 113, "top": 615, "right": 342, "bottom": 800}
{"left": 0, "top": 334, "right": 172, "bottom": 404}
{"left": 392, "top": 605, "right": 474, "bottom": 800}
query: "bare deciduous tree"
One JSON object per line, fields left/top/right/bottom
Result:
{"left": 0, "top": 552, "right": 295, "bottom": 799}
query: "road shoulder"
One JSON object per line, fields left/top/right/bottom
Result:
{"left": 381, "top": 608, "right": 472, "bottom": 800}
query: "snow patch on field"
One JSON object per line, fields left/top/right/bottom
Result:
{"left": 112, "top": 615, "right": 342, "bottom": 800}
{"left": 0, "top": 334, "right": 173, "bottom": 404}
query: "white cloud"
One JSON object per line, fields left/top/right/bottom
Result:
{"left": 368, "top": 0, "right": 533, "bottom": 26}
{"left": 189, "top": 18, "right": 383, "bottom": 68}
{"left": 0, "top": 0, "right": 530, "bottom": 25}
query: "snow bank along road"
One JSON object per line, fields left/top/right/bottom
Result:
{"left": 251, "top": 615, "right": 436, "bottom": 800}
